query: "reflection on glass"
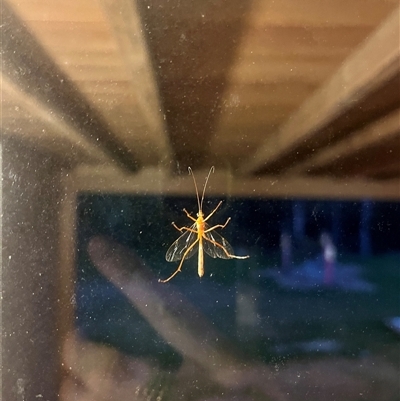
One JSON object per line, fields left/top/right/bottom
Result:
{"left": 72, "top": 196, "right": 400, "bottom": 400}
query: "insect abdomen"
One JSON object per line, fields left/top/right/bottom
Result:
{"left": 198, "top": 240, "right": 204, "bottom": 277}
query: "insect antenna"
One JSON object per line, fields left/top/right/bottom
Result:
{"left": 200, "top": 166, "right": 215, "bottom": 211}
{"left": 188, "top": 167, "right": 201, "bottom": 212}
{"left": 188, "top": 166, "right": 215, "bottom": 213}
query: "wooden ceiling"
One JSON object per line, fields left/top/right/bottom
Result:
{"left": 2, "top": 0, "right": 400, "bottom": 199}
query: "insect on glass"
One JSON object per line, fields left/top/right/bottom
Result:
{"left": 159, "top": 166, "right": 249, "bottom": 283}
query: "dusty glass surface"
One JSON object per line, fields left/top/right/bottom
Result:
{"left": 2, "top": 1, "right": 400, "bottom": 400}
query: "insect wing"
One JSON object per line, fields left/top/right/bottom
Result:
{"left": 166, "top": 224, "right": 198, "bottom": 262}
{"left": 203, "top": 228, "right": 234, "bottom": 259}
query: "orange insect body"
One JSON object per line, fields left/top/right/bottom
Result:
{"left": 159, "top": 166, "right": 249, "bottom": 283}
{"left": 197, "top": 213, "right": 205, "bottom": 277}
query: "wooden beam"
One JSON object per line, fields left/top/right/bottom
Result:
{"left": 285, "top": 108, "right": 400, "bottom": 175}
{"left": 71, "top": 166, "right": 400, "bottom": 201}
{"left": 240, "top": 6, "right": 400, "bottom": 175}
{"left": 2, "top": 2, "right": 140, "bottom": 171}
{"left": 2, "top": 139, "right": 65, "bottom": 399}
{"left": 2, "top": 76, "right": 111, "bottom": 165}
{"left": 365, "top": 158, "right": 400, "bottom": 180}
{"left": 99, "top": 0, "right": 172, "bottom": 168}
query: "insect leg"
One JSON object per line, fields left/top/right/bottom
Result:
{"left": 204, "top": 217, "right": 231, "bottom": 232}
{"left": 159, "top": 239, "right": 199, "bottom": 283}
{"left": 172, "top": 222, "right": 183, "bottom": 232}
{"left": 183, "top": 209, "right": 197, "bottom": 221}
{"left": 203, "top": 235, "right": 249, "bottom": 259}
{"left": 203, "top": 200, "right": 223, "bottom": 222}
{"left": 171, "top": 222, "right": 197, "bottom": 233}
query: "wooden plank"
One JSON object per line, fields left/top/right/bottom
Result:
{"left": 71, "top": 166, "right": 400, "bottom": 201}
{"left": 25, "top": 20, "right": 118, "bottom": 50}
{"left": 99, "top": 0, "right": 172, "bottom": 168}
{"left": 240, "top": 26, "right": 377, "bottom": 57}
{"left": 240, "top": 6, "right": 400, "bottom": 175}
{"left": 2, "top": 2, "right": 140, "bottom": 171}
{"left": 250, "top": 0, "right": 399, "bottom": 28}
{"left": 285, "top": 109, "right": 400, "bottom": 175}
{"left": 5, "top": 0, "right": 105, "bottom": 22}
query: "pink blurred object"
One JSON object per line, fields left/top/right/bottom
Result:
{"left": 257, "top": 232, "right": 375, "bottom": 293}
{"left": 320, "top": 233, "right": 337, "bottom": 286}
